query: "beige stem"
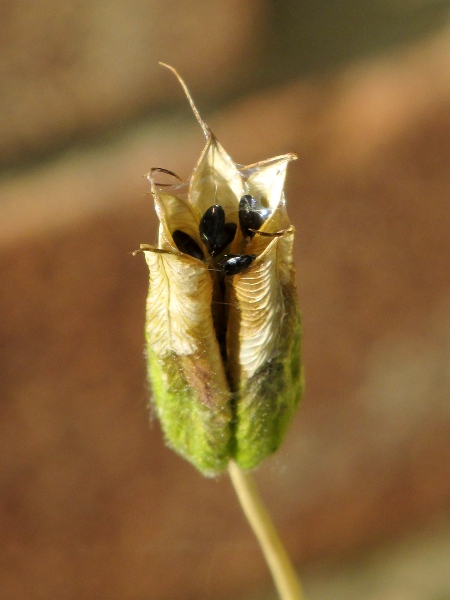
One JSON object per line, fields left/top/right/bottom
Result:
{"left": 228, "top": 461, "right": 305, "bottom": 600}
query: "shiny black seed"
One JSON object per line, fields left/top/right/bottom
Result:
{"left": 172, "top": 230, "right": 205, "bottom": 260}
{"left": 239, "top": 194, "right": 271, "bottom": 239}
{"left": 199, "top": 205, "right": 226, "bottom": 257}
{"left": 217, "top": 253, "right": 256, "bottom": 276}
{"left": 239, "top": 194, "right": 258, "bottom": 211}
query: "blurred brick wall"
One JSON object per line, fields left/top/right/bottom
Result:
{"left": 1, "top": 4, "right": 450, "bottom": 599}
{"left": 0, "top": 0, "right": 264, "bottom": 167}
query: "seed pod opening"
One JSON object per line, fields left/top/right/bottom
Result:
{"left": 137, "top": 64, "right": 303, "bottom": 475}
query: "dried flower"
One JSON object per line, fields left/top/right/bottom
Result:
{"left": 137, "top": 65, "right": 303, "bottom": 476}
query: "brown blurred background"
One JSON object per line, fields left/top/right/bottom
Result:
{"left": 1, "top": 1, "right": 450, "bottom": 599}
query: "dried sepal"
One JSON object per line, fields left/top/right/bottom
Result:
{"left": 144, "top": 249, "right": 232, "bottom": 474}
{"left": 226, "top": 230, "right": 302, "bottom": 469}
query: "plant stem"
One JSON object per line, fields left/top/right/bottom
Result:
{"left": 228, "top": 461, "right": 306, "bottom": 600}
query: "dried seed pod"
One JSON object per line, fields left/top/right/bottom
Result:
{"left": 138, "top": 64, "right": 303, "bottom": 475}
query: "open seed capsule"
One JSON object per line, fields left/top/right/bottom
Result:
{"left": 139, "top": 65, "right": 302, "bottom": 475}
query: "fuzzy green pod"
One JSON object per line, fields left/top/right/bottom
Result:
{"left": 137, "top": 65, "right": 303, "bottom": 476}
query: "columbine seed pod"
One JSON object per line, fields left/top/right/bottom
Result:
{"left": 137, "top": 64, "right": 303, "bottom": 476}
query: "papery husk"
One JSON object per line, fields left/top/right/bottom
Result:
{"left": 144, "top": 249, "right": 232, "bottom": 475}
{"left": 226, "top": 230, "right": 303, "bottom": 469}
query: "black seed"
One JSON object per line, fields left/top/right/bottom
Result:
{"left": 239, "top": 194, "right": 257, "bottom": 210}
{"left": 199, "top": 205, "right": 225, "bottom": 257}
{"left": 172, "top": 230, "right": 205, "bottom": 260}
{"left": 221, "top": 222, "right": 237, "bottom": 249}
{"left": 217, "top": 254, "right": 256, "bottom": 276}
{"left": 239, "top": 194, "right": 271, "bottom": 239}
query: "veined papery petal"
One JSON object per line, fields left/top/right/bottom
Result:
{"left": 226, "top": 240, "right": 281, "bottom": 383}
{"left": 227, "top": 229, "right": 295, "bottom": 383}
